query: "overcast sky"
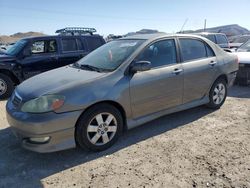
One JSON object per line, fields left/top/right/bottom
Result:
{"left": 0, "top": 0, "right": 249, "bottom": 36}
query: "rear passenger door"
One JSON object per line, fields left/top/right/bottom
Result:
{"left": 179, "top": 38, "right": 217, "bottom": 104}
{"left": 58, "top": 37, "right": 87, "bottom": 66}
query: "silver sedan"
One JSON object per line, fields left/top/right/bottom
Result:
{"left": 6, "top": 34, "right": 238, "bottom": 153}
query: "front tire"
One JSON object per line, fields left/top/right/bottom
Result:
{"left": 0, "top": 73, "right": 14, "bottom": 100}
{"left": 75, "top": 104, "right": 123, "bottom": 151}
{"left": 206, "top": 78, "right": 227, "bottom": 109}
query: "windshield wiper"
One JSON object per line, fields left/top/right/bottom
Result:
{"left": 73, "top": 62, "right": 112, "bottom": 73}
{"left": 79, "top": 64, "right": 103, "bottom": 72}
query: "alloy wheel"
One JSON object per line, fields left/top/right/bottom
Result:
{"left": 86, "top": 113, "right": 118, "bottom": 146}
{"left": 213, "top": 83, "right": 226, "bottom": 105}
{"left": 0, "top": 79, "right": 7, "bottom": 95}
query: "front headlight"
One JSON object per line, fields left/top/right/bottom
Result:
{"left": 21, "top": 95, "right": 65, "bottom": 113}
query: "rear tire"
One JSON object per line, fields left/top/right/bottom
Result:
{"left": 75, "top": 104, "right": 123, "bottom": 151}
{"left": 206, "top": 78, "right": 227, "bottom": 109}
{"left": 0, "top": 73, "right": 14, "bottom": 100}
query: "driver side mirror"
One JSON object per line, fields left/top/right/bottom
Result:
{"left": 130, "top": 61, "right": 151, "bottom": 73}
{"left": 23, "top": 48, "right": 31, "bottom": 57}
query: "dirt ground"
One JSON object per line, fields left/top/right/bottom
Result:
{"left": 0, "top": 86, "right": 249, "bottom": 188}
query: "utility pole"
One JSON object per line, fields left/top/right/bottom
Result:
{"left": 204, "top": 19, "right": 207, "bottom": 32}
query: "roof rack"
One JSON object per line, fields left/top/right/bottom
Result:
{"left": 56, "top": 27, "right": 97, "bottom": 36}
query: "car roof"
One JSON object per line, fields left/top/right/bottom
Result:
{"left": 194, "top": 32, "right": 226, "bottom": 36}
{"left": 21, "top": 34, "right": 102, "bottom": 40}
{"left": 121, "top": 33, "right": 207, "bottom": 41}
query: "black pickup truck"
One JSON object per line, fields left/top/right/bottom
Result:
{"left": 0, "top": 28, "right": 105, "bottom": 99}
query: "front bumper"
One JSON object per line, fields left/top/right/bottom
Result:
{"left": 6, "top": 100, "right": 83, "bottom": 153}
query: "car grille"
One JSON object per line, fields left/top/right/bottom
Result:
{"left": 12, "top": 92, "right": 22, "bottom": 108}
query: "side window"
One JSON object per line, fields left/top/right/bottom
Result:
{"left": 216, "top": 35, "right": 228, "bottom": 44}
{"left": 206, "top": 45, "right": 215, "bottom": 57}
{"left": 76, "top": 38, "right": 85, "bottom": 51}
{"left": 137, "top": 39, "right": 177, "bottom": 68}
{"left": 179, "top": 39, "right": 207, "bottom": 61}
{"left": 31, "top": 40, "right": 57, "bottom": 54}
{"left": 86, "top": 37, "right": 103, "bottom": 51}
{"left": 62, "top": 38, "right": 77, "bottom": 52}
{"left": 31, "top": 41, "right": 45, "bottom": 54}
{"left": 48, "top": 40, "right": 57, "bottom": 53}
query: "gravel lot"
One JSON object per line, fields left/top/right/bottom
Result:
{"left": 0, "top": 86, "right": 249, "bottom": 188}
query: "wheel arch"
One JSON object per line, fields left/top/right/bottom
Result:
{"left": 206, "top": 74, "right": 228, "bottom": 97}
{"left": 75, "top": 100, "right": 127, "bottom": 131}
{"left": 215, "top": 74, "right": 228, "bottom": 84}
{"left": 0, "top": 69, "right": 20, "bottom": 85}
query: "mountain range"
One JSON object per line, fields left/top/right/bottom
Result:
{"left": 0, "top": 32, "right": 45, "bottom": 44}
{"left": 181, "top": 24, "right": 250, "bottom": 37}
{"left": 1, "top": 24, "right": 250, "bottom": 44}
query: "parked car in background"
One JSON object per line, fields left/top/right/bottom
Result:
{"left": 234, "top": 40, "right": 250, "bottom": 85}
{"left": 229, "top": 35, "right": 250, "bottom": 50}
{"left": 0, "top": 27, "right": 105, "bottom": 99}
{"left": 230, "top": 35, "right": 250, "bottom": 44}
{"left": 194, "top": 32, "right": 230, "bottom": 49}
{"left": 6, "top": 33, "right": 238, "bottom": 153}
{"left": 106, "top": 34, "right": 123, "bottom": 42}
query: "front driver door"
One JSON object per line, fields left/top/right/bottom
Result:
{"left": 21, "top": 39, "right": 59, "bottom": 79}
{"left": 129, "top": 39, "right": 184, "bottom": 119}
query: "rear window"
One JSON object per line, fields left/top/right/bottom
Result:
{"left": 62, "top": 38, "right": 77, "bottom": 52}
{"left": 216, "top": 35, "right": 228, "bottom": 44}
{"left": 86, "top": 37, "right": 103, "bottom": 51}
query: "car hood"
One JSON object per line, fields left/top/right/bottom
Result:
{"left": 0, "top": 54, "right": 16, "bottom": 62}
{"left": 235, "top": 52, "right": 250, "bottom": 64}
{"left": 16, "top": 66, "right": 106, "bottom": 99}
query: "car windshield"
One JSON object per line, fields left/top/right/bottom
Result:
{"left": 6, "top": 39, "right": 27, "bottom": 56}
{"left": 77, "top": 39, "right": 145, "bottom": 72}
{"left": 237, "top": 40, "right": 250, "bottom": 52}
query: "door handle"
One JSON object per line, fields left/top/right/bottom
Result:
{"left": 172, "top": 68, "right": 183, "bottom": 75}
{"left": 209, "top": 61, "right": 217, "bottom": 66}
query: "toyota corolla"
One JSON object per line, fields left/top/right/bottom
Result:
{"left": 6, "top": 34, "right": 238, "bottom": 153}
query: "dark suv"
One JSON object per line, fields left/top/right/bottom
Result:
{"left": 0, "top": 28, "right": 105, "bottom": 99}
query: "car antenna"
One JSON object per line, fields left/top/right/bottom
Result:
{"left": 179, "top": 18, "right": 188, "bottom": 33}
